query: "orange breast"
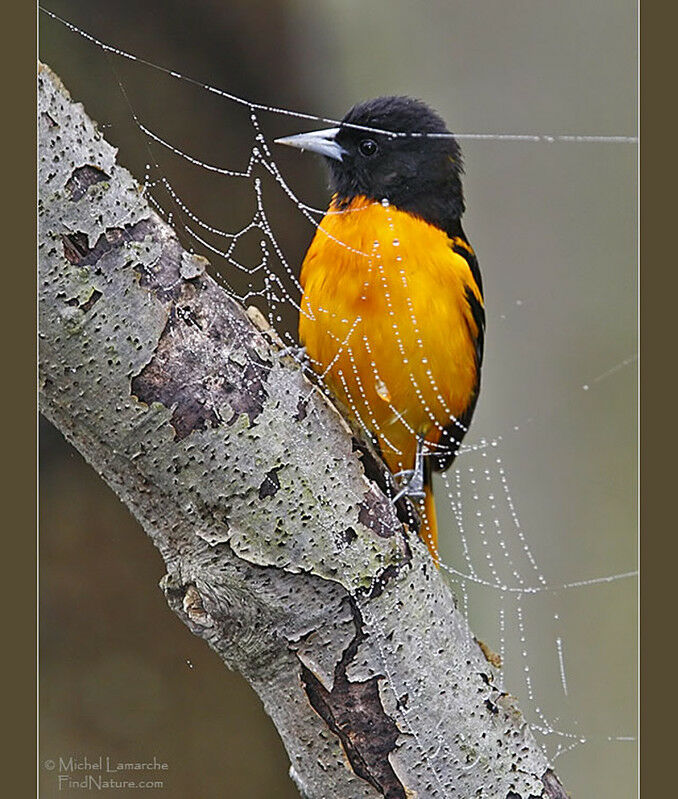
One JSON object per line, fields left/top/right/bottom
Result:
{"left": 299, "top": 196, "right": 481, "bottom": 474}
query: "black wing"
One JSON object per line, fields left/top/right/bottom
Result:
{"left": 431, "top": 239, "right": 485, "bottom": 472}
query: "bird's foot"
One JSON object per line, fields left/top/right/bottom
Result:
{"left": 278, "top": 343, "right": 307, "bottom": 361}
{"left": 392, "top": 438, "right": 429, "bottom": 503}
{"left": 392, "top": 468, "right": 426, "bottom": 502}
{"left": 278, "top": 344, "right": 314, "bottom": 374}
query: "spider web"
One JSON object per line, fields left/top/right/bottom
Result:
{"left": 41, "top": 7, "right": 638, "bottom": 795}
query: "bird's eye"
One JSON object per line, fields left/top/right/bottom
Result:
{"left": 359, "top": 139, "right": 379, "bottom": 157}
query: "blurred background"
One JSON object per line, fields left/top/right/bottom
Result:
{"left": 39, "top": 1, "right": 637, "bottom": 797}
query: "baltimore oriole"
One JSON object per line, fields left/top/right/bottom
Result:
{"left": 276, "top": 96, "right": 484, "bottom": 561}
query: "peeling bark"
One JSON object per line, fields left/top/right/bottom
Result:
{"left": 299, "top": 600, "right": 405, "bottom": 799}
{"left": 38, "top": 63, "right": 568, "bottom": 799}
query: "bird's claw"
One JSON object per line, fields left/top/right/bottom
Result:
{"left": 278, "top": 344, "right": 307, "bottom": 361}
{"left": 278, "top": 345, "right": 316, "bottom": 376}
{"left": 392, "top": 438, "right": 429, "bottom": 503}
{"left": 392, "top": 469, "right": 426, "bottom": 503}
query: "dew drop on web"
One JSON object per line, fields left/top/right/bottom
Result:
{"left": 375, "top": 378, "right": 392, "bottom": 403}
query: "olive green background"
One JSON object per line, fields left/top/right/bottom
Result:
{"left": 39, "top": 2, "right": 637, "bottom": 797}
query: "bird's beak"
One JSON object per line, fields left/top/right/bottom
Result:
{"left": 274, "top": 127, "right": 346, "bottom": 161}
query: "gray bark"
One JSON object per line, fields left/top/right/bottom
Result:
{"left": 38, "top": 63, "right": 567, "bottom": 799}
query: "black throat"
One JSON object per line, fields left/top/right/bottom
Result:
{"left": 332, "top": 179, "right": 467, "bottom": 242}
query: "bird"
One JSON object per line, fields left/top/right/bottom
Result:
{"left": 275, "top": 96, "right": 484, "bottom": 562}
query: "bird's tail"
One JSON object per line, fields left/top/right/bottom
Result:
{"left": 421, "top": 462, "right": 439, "bottom": 565}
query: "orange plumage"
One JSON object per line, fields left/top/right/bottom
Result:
{"left": 299, "top": 197, "right": 483, "bottom": 558}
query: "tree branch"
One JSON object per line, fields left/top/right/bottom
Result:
{"left": 38, "top": 63, "right": 567, "bottom": 799}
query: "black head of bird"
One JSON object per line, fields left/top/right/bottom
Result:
{"left": 275, "top": 95, "right": 465, "bottom": 232}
